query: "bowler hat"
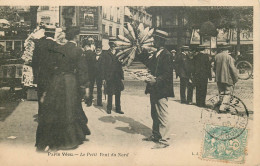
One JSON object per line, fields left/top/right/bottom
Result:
{"left": 181, "top": 46, "right": 190, "bottom": 51}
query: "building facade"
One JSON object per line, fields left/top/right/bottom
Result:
{"left": 37, "top": 6, "right": 59, "bottom": 26}
{"left": 146, "top": 7, "right": 190, "bottom": 51}
{"left": 59, "top": 6, "right": 124, "bottom": 50}
{"left": 125, "top": 6, "right": 152, "bottom": 28}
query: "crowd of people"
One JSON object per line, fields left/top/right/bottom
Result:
{"left": 173, "top": 44, "right": 238, "bottom": 110}
{"left": 32, "top": 25, "right": 239, "bottom": 151}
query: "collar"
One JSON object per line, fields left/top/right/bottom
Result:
{"left": 85, "top": 47, "right": 92, "bottom": 51}
{"left": 69, "top": 40, "right": 77, "bottom": 46}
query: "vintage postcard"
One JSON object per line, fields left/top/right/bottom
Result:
{"left": 0, "top": 0, "right": 259, "bottom": 165}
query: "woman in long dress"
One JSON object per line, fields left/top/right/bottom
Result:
{"left": 35, "top": 27, "right": 90, "bottom": 151}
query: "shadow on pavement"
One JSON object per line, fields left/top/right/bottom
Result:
{"left": 0, "top": 89, "right": 25, "bottom": 122}
{"left": 99, "top": 116, "right": 152, "bottom": 137}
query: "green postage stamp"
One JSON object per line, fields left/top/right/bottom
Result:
{"left": 202, "top": 124, "right": 248, "bottom": 164}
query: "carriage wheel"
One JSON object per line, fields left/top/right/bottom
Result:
{"left": 236, "top": 61, "right": 253, "bottom": 80}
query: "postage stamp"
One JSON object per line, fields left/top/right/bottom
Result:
{"left": 200, "top": 95, "right": 249, "bottom": 163}
{"left": 202, "top": 124, "right": 248, "bottom": 164}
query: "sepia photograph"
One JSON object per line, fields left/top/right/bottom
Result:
{"left": 0, "top": 0, "right": 259, "bottom": 165}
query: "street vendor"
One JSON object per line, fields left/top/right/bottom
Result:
{"left": 137, "top": 29, "right": 174, "bottom": 149}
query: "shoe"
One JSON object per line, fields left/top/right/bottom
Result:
{"left": 36, "top": 146, "right": 49, "bottom": 153}
{"left": 107, "top": 109, "right": 111, "bottom": 114}
{"left": 151, "top": 142, "right": 169, "bottom": 149}
{"left": 142, "top": 135, "right": 159, "bottom": 142}
{"left": 187, "top": 101, "right": 193, "bottom": 105}
{"left": 116, "top": 110, "right": 124, "bottom": 114}
{"left": 97, "top": 103, "right": 103, "bottom": 107}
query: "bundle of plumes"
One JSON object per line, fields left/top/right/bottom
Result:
{"left": 124, "top": 69, "right": 156, "bottom": 81}
{"left": 115, "top": 23, "right": 157, "bottom": 66}
{"left": 21, "top": 28, "right": 45, "bottom": 64}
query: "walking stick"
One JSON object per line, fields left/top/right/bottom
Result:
{"left": 103, "top": 80, "right": 107, "bottom": 100}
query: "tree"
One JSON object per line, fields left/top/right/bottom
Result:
{"left": 184, "top": 7, "right": 253, "bottom": 56}
{"left": 0, "top": 6, "right": 20, "bottom": 22}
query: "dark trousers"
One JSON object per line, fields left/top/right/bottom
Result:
{"left": 107, "top": 91, "right": 121, "bottom": 111}
{"left": 195, "top": 78, "right": 208, "bottom": 107}
{"left": 89, "top": 77, "right": 103, "bottom": 105}
{"left": 180, "top": 77, "right": 193, "bottom": 103}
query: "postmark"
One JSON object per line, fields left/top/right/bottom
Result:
{"left": 200, "top": 95, "right": 249, "bottom": 163}
{"left": 202, "top": 95, "right": 249, "bottom": 141}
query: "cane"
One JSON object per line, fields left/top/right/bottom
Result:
{"left": 103, "top": 80, "right": 107, "bottom": 101}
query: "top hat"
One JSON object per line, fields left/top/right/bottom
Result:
{"left": 96, "top": 41, "right": 102, "bottom": 49}
{"left": 153, "top": 29, "right": 168, "bottom": 39}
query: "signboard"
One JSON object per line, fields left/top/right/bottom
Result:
{"left": 190, "top": 29, "right": 230, "bottom": 45}
{"left": 230, "top": 29, "right": 253, "bottom": 45}
{"left": 190, "top": 29, "right": 200, "bottom": 44}
{"left": 79, "top": 7, "right": 99, "bottom": 31}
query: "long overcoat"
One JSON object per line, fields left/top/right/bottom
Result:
{"left": 102, "top": 49, "right": 124, "bottom": 95}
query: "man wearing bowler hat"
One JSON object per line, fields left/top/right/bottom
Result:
{"left": 176, "top": 46, "right": 194, "bottom": 104}
{"left": 103, "top": 38, "right": 124, "bottom": 114}
{"left": 32, "top": 25, "right": 58, "bottom": 117}
{"left": 193, "top": 45, "right": 212, "bottom": 107}
{"left": 137, "top": 29, "right": 174, "bottom": 149}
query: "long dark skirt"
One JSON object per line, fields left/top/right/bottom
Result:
{"left": 35, "top": 73, "right": 89, "bottom": 150}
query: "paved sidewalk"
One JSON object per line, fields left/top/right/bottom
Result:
{"left": 0, "top": 91, "right": 254, "bottom": 165}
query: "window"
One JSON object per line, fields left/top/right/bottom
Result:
{"left": 109, "top": 26, "right": 112, "bottom": 36}
{"left": 102, "top": 6, "right": 107, "bottom": 19}
{"left": 110, "top": 7, "right": 114, "bottom": 21}
{"left": 102, "top": 24, "right": 106, "bottom": 34}
{"left": 6, "top": 41, "right": 13, "bottom": 52}
{"left": 116, "top": 28, "right": 120, "bottom": 37}
{"left": 117, "top": 7, "right": 120, "bottom": 23}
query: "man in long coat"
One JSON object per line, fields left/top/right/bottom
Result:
{"left": 137, "top": 29, "right": 174, "bottom": 149}
{"left": 81, "top": 38, "right": 96, "bottom": 106}
{"left": 214, "top": 45, "right": 238, "bottom": 112}
{"left": 32, "top": 26, "right": 58, "bottom": 118}
{"left": 193, "top": 46, "right": 212, "bottom": 107}
{"left": 89, "top": 42, "right": 105, "bottom": 106}
{"left": 175, "top": 46, "right": 194, "bottom": 104}
{"left": 103, "top": 40, "right": 124, "bottom": 114}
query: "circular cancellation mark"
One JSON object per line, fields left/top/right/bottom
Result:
{"left": 202, "top": 95, "right": 249, "bottom": 141}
